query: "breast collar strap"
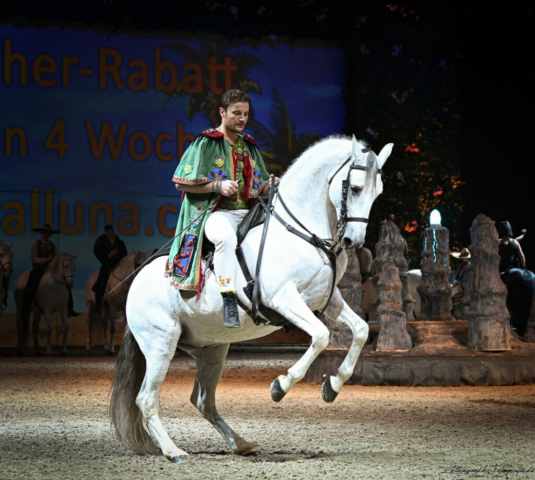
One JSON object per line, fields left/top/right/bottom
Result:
{"left": 267, "top": 189, "right": 341, "bottom": 317}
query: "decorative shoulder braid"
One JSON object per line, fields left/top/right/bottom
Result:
{"left": 243, "top": 133, "right": 256, "bottom": 144}
{"left": 201, "top": 128, "right": 224, "bottom": 139}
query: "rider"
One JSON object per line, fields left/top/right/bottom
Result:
{"left": 451, "top": 247, "right": 471, "bottom": 318}
{"left": 497, "top": 221, "right": 526, "bottom": 273}
{"left": 169, "top": 89, "right": 279, "bottom": 328}
{"left": 92, "top": 224, "right": 127, "bottom": 313}
{"left": 21, "top": 224, "right": 79, "bottom": 325}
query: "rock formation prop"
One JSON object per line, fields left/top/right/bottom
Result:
{"left": 375, "top": 259, "right": 412, "bottom": 351}
{"left": 417, "top": 220, "right": 454, "bottom": 321}
{"left": 466, "top": 214, "right": 511, "bottom": 351}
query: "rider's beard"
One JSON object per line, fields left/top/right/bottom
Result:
{"left": 223, "top": 116, "right": 246, "bottom": 134}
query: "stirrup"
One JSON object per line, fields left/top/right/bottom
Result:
{"left": 221, "top": 291, "right": 240, "bottom": 328}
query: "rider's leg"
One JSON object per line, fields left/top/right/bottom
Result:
{"left": 187, "top": 343, "right": 261, "bottom": 455}
{"left": 322, "top": 288, "right": 369, "bottom": 402}
{"left": 265, "top": 286, "right": 330, "bottom": 401}
{"left": 205, "top": 209, "right": 249, "bottom": 328}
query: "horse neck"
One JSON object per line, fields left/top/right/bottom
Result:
{"left": 114, "top": 253, "right": 135, "bottom": 280}
{"left": 277, "top": 140, "right": 351, "bottom": 238}
{"left": 47, "top": 253, "right": 64, "bottom": 283}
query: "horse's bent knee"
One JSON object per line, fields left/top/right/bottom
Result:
{"left": 355, "top": 320, "right": 369, "bottom": 343}
{"left": 312, "top": 326, "right": 329, "bottom": 351}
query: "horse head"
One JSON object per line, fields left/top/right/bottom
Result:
{"left": 0, "top": 240, "right": 14, "bottom": 276}
{"left": 52, "top": 253, "right": 78, "bottom": 289}
{"left": 328, "top": 137, "right": 392, "bottom": 249}
{"left": 133, "top": 250, "right": 149, "bottom": 271}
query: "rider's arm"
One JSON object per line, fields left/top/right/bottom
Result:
{"left": 516, "top": 241, "right": 526, "bottom": 268}
{"left": 516, "top": 229, "right": 527, "bottom": 242}
{"left": 176, "top": 181, "right": 238, "bottom": 196}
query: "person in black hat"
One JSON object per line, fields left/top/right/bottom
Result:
{"left": 91, "top": 225, "right": 127, "bottom": 313}
{"left": 497, "top": 221, "right": 526, "bottom": 273}
{"left": 20, "top": 224, "right": 80, "bottom": 331}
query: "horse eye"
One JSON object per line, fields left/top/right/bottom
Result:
{"left": 351, "top": 186, "right": 362, "bottom": 194}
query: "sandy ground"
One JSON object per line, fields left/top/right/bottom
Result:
{"left": 1, "top": 353, "right": 535, "bottom": 480}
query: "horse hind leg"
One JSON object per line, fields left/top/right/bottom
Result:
{"left": 131, "top": 320, "right": 188, "bottom": 463}
{"left": 186, "top": 343, "right": 261, "bottom": 456}
{"left": 321, "top": 288, "right": 369, "bottom": 403}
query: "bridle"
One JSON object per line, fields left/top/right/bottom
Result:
{"left": 327, "top": 149, "right": 382, "bottom": 242}
{"left": 51, "top": 259, "right": 74, "bottom": 286}
{"left": 265, "top": 150, "right": 382, "bottom": 316}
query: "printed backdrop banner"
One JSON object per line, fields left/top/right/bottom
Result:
{"left": 0, "top": 25, "right": 344, "bottom": 346}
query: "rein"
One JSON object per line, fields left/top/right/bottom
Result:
{"left": 50, "top": 259, "right": 73, "bottom": 286}
{"left": 266, "top": 152, "right": 381, "bottom": 317}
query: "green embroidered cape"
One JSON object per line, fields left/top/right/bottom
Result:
{"left": 167, "top": 128, "right": 270, "bottom": 291}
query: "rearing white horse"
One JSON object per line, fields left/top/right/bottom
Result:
{"left": 110, "top": 136, "right": 392, "bottom": 463}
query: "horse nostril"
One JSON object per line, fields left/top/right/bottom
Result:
{"left": 342, "top": 237, "right": 352, "bottom": 249}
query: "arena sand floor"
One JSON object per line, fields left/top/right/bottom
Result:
{"left": 1, "top": 352, "right": 534, "bottom": 480}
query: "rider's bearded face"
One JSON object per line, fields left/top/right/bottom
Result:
{"left": 220, "top": 101, "right": 249, "bottom": 133}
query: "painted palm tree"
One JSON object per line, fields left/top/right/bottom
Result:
{"left": 161, "top": 40, "right": 263, "bottom": 127}
{"left": 248, "top": 87, "right": 322, "bottom": 175}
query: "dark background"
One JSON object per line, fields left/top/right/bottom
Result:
{"left": 2, "top": 1, "right": 533, "bottom": 268}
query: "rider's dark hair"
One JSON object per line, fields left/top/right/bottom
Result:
{"left": 220, "top": 89, "right": 251, "bottom": 111}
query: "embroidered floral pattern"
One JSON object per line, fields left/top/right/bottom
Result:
{"left": 208, "top": 169, "right": 228, "bottom": 181}
{"left": 190, "top": 203, "right": 204, "bottom": 227}
{"left": 215, "top": 157, "right": 225, "bottom": 168}
{"left": 218, "top": 275, "right": 231, "bottom": 288}
{"left": 184, "top": 165, "right": 193, "bottom": 174}
{"left": 252, "top": 169, "right": 263, "bottom": 190}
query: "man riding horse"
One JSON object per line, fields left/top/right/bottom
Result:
{"left": 168, "top": 89, "right": 279, "bottom": 328}
{"left": 20, "top": 224, "right": 79, "bottom": 325}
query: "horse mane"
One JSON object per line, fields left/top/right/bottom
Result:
{"left": 283, "top": 135, "right": 369, "bottom": 177}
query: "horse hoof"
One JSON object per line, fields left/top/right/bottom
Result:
{"left": 321, "top": 376, "right": 338, "bottom": 403}
{"left": 270, "top": 378, "right": 286, "bottom": 403}
{"left": 107, "top": 350, "right": 115, "bottom": 356}
{"left": 168, "top": 454, "right": 188, "bottom": 464}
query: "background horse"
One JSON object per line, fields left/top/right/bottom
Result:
{"left": 14, "top": 253, "right": 78, "bottom": 355}
{"left": 85, "top": 250, "right": 148, "bottom": 354}
{"left": 501, "top": 268, "right": 535, "bottom": 337}
{"left": 0, "top": 240, "right": 14, "bottom": 352}
{"left": 109, "top": 136, "right": 392, "bottom": 463}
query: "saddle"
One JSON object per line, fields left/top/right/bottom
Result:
{"left": 203, "top": 198, "right": 292, "bottom": 328}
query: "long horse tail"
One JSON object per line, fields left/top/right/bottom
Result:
{"left": 109, "top": 325, "right": 161, "bottom": 455}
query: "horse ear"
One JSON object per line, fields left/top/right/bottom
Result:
{"left": 73, "top": 254, "right": 79, "bottom": 259}
{"left": 8, "top": 242, "right": 13, "bottom": 248}
{"left": 378, "top": 143, "right": 394, "bottom": 168}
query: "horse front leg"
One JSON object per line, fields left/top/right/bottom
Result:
{"left": 32, "top": 312, "right": 42, "bottom": 355}
{"left": 108, "top": 306, "right": 117, "bottom": 355}
{"left": 42, "top": 310, "right": 53, "bottom": 355}
{"left": 187, "top": 343, "right": 261, "bottom": 456}
{"left": 266, "top": 287, "right": 330, "bottom": 402}
{"left": 321, "top": 288, "right": 369, "bottom": 403}
{"left": 59, "top": 305, "right": 69, "bottom": 355}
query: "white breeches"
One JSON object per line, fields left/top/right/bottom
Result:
{"left": 205, "top": 209, "right": 249, "bottom": 294}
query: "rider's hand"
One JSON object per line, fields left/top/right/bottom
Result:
{"left": 220, "top": 180, "right": 239, "bottom": 196}
{"left": 109, "top": 249, "right": 118, "bottom": 258}
{"left": 46, "top": 254, "right": 53, "bottom": 262}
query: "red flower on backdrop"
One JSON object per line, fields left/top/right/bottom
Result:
{"left": 433, "top": 186, "right": 443, "bottom": 197}
{"left": 451, "top": 176, "right": 464, "bottom": 189}
{"left": 405, "top": 143, "right": 419, "bottom": 152}
{"left": 405, "top": 221, "right": 418, "bottom": 232}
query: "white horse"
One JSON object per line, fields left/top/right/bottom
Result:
{"left": 109, "top": 136, "right": 392, "bottom": 463}
{"left": 14, "top": 253, "right": 78, "bottom": 355}
{"left": 85, "top": 250, "right": 148, "bottom": 354}
{"left": 0, "top": 240, "right": 14, "bottom": 351}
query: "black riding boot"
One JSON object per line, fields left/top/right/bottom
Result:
{"left": 221, "top": 291, "right": 240, "bottom": 328}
